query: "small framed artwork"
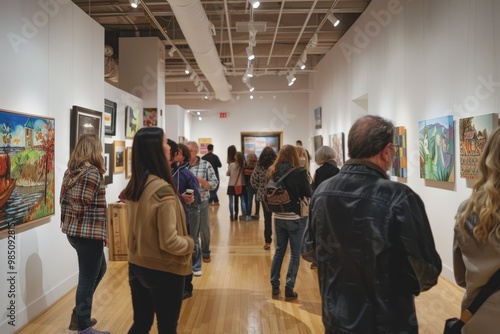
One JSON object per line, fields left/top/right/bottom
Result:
{"left": 143, "top": 108, "right": 157, "bottom": 127}
{"left": 104, "top": 143, "right": 114, "bottom": 185}
{"left": 330, "top": 132, "right": 345, "bottom": 167}
{"left": 125, "top": 106, "right": 140, "bottom": 139}
{"left": 313, "top": 135, "right": 323, "bottom": 152}
{"left": 314, "top": 107, "right": 322, "bottom": 129}
{"left": 125, "top": 146, "right": 132, "bottom": 179}
{"left": 104, "top": 99, "right": 117, "bottom": 136}
{"left": 71, "top": 106, "right": 102, "bottom": 152}
{"left": 113, "top": 140, "right": 125, "bottom": 173}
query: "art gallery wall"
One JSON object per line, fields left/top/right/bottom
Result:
{"left": 0, "top": 1, "right": 105, "bottom": 332}
{"left": 308, "top": 0, "right": 500, "bottom": 281}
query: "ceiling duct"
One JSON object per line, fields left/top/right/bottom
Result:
{"left": 167, "top": 0, "right": 232, "bottom": 101}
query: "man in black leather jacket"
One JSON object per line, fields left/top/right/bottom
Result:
{"left": 310, "top": 115, "right": 442, "bottom": 334}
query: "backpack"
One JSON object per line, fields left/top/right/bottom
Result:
{"left": 265, "top": 168, "right": 296, "bottom": 213}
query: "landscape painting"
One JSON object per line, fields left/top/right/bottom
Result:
{"left": 391, "top": 126, "right": 407, "bottom": 178}
{"left": 330, "top": 132, "right": 345, "bottom": 167}
{"left": 459, "top": 113, "right": 498, "bottom": 179}
{"left": 0, "top": 109, "right": 55, "bottom": 234}
{"left": 418, "top": 115, "right": 455, "bottom": 182}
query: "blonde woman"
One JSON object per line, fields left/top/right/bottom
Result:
{"left": 454, "top": 127, "right": 500, "bottom": 333}
{"left": 60, "top": 134, "right": 109, "bottom": 334}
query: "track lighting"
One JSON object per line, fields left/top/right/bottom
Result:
{"left": 250, "top": 95, "right": 254, "bottom": 99}
{"left": 297, "top": 60, "right": 305, "bottom": 70}
{"left": 194, "top": 77, "right": 200, "bottom": 86}
{"left": 327, "top": 13, "right": 340, "bottom": 27}
{"left": 168, "top": 46, "right": 177, "bottom": 57}
{"left": 246, "top": 63, "right": 254, "bottom": 78}
{"left": 287, "top": 72, "right": 296, "bottom": 86}
{"left": 249, "top": 28, "right": 257, "bottom": 47}
{"left": 300, "top": 51, "right": 307, "bottom": 63}
{"left": 242, "top": 73, "right": 249, "bottom": 83}
{"left": 185, "top": 65, "right": 191, "bottom": 75}
{"left": 246, "top": 45, "right": 255, "bottom": 60}
{"left": 308, "top": 33, "right": 318, "bottom": 48}
{"left": 198, "top": 116, "right": 202, "bottom": 121}
{"left": 197, "top": 82, "right": 204, "bottom": 92}
{"left": 189, "top": 72, "right": 196, "bottom": 80}
{"left": 248, "top": 0, "right": 260, "bottom": 9}
{"left": 246, "top": 82, "right": 254, "bottom": 92}
{"left": 129, "top": 0, "right": 140, "bottom": 8}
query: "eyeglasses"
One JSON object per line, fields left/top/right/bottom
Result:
{"left": 389, "top": 144, "right": 400, "bottom": 153}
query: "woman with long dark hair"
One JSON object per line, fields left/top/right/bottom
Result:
{"left": 250, "top": 146, "right": 277, "bottom": 249}
{"left": 122, "top": 127, "right": 194, "bottom": 334}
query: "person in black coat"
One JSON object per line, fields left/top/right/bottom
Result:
{"left": 313, "top": 146, "right": 340, "bottom": 191}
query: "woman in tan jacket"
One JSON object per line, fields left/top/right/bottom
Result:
{"left": 122, "top": 127, "right": 194, "bottom": 334}
{"left": 454, "top": 127, "right": 500, "bottom": 333}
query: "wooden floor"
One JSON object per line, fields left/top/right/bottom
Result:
{"left": 17, "top": 195, "right": 463, "bottom": 334}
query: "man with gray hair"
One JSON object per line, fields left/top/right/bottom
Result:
{"left": 186, "top": 141, "right": 218, "bottom": 272}
{"left": 310, "top": 115, "right": 442, "bottom": 333}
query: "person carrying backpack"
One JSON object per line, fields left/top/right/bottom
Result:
{"left": 267, "top": 144, "right": 312, "bottom": 301}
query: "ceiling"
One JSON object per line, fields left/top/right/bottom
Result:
{"left": 73, "top": 0, "right": 372, "bottom": 101}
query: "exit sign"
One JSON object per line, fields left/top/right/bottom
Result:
{"left": 219, "top": 112, "right": 228, "bottom": 118}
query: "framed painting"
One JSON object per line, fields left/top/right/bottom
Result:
{"left": 125, "top": 146, "right": 132, "bottom": 179}
{"left": 143, "top": 108, "right": 158, "bottom": 127}
{"left": 314, "top": 107, "right": 322, "bottom": 129}
{"left": 418, "top": 115, "right": 455, "bottom": 182}
{"left": 313, "top": 135, "right": 323, "bottom": 153}
{"left": 0, "top": 109, "right": 55, "bottom": 236}
{"left": 198, "top": 138, "right": 212, "bottom": 155}
{"left": 240, "top": 131, "right": 282, "bottom": 157}
{"left": 459, "top": 113, "right": 498, "bottom": 179}
{"left": 71, "top": 106, "right": 102, "bottom": 152}
{"left": 104, "top": 143, "right": 114, "bottom": 185}
{"left": 104, "top": 99, "right": 117, "bottom": 136}
{"left": 330, "top": 132, "right": 345, "bottom": 167}
{"left": 391, "top": 126, "right": 407, "bottom": 178}
{"left": 125, "top": 106, "right": 139, "bottom": 139}
{"left": 113, "top": 140, "right": 125, "bottom": 173}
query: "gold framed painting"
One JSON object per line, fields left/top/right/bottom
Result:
{"left": 125, "top": 146, "right": 132, "bottom": 179}
{"left": 113, "top": 140, "right": 125, "bottom": 173}
{"left": 240, "top": 131, "right": 282, "bottom": 157}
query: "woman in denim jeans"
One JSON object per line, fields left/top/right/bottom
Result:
{"left": 60, "top": 134, "right": 109, "bottom": 334}
{"left": 267, "top": 145, "right": 312, "bottom": 301}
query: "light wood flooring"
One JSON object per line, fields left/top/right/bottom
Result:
{"left": 17, "top": 197, "right": 463, "bottom": 334}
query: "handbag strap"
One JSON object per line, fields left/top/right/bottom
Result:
{"left": 460, "top": 268, "right": 500, "bottom": 323}
{"left": 235, "top": 165, "right": 243, "bottom": 186}
{"left": 276, "top": 167, "right": 297, "bottom": 182}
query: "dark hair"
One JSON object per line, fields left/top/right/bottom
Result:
{"left": 258, "top": 146, "right": 277, "bottom": 169}
{"left": 235, "top": 151, "right": 244, "bottom": 169}
{"left": 207, "top": 144, "right": 214, "bottom": 151}
{"left": 122, "top": 127, "right": 175, "bottom": 201}
{"left": 227, "top": 145, "right": 237, "bottom": 164}
{"left": 296, "top": 140, "right": 303, "bottom": 146}
{"left": 167, "top": 138, "right": 179, "bottom": 161}
{"left": 348, "top": 115, "right": 395, "bottom": 159}
{"left": 178, "top": 143, "right": 191, "bottom": 164}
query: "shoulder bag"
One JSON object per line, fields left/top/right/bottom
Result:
{"left": 443, "top": 268, "right": 500, "bottom": 333}
{"left": 234, "top": 167, "right": 243, "bottom": 195}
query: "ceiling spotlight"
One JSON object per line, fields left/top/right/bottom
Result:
{"left": 246, "top": 82, "right": 254, "bottom": 92}
{"left": 168, "top": 46, "right": 177, "bottom": 57}
{"left": 250, "top": 95, "right": 254, "bottom": 99}
{"left": 204, "top": 95, "right": 208, "bottom": 99}
{"left": 246, "top": 45, "right": 255, "bottom": 60}
{"left": 246, "top": 63, "right": 254, "bottom": 78}
{"left": 327, "top": 13, "right": 340, "bottom": 27}
{"left": 287, "top": 72, "right": 296, "bottom": 86}
{"left": 185, "top": 66, "right": 191, "bottom": 75}
{"left": 186, "top": 110, "right": 190, "bottom": 113}
{"left": 197, "top": 111, "right": 201, "bottom": 115}
{"left": 198, "top": 116, "right": 202, "bottom": 121}
{"left": 248, "top": 0, "right": 260, "bottom": 9}
{"left": 129, "top": 0, "right": 140, "bottom": 8}
{"left": 197, "top": 83, "right": 204, "bottom": 92}
{"left": 242, "top": 73, "right": 249, "bottom": 83}
{"left": 249, "top": 28, "right": 257, "bottom": 47}
{"left": 189, "top": 72, "right": 196, "bottom": 80}
{"left": 308, "top": 33, "right": 318, "bottom": 48}
{"left": 300, "top": 51, "right": 307, "bottom": 63}
{"left": 297, "top": 60, "right": 306, "bottom": 70}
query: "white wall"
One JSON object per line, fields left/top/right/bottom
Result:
{"left": 309, "top": 0, "right": 500, "bottom": 281}
{"left": 173, "top": 75, "right": 310, "bottom": 188}
{"left": 0, "top": 1, "right": 104, "bottom": 332}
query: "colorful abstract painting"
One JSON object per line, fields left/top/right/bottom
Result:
{"left": 330, "top": 133, "right": 345, "bottom": 167}
{"left": 391, "top": 126, "right": 407, "bottom": 178}
{"left": 0, "top": 109, "right": 55, "bottom": 233}
{"left": 143, "top": 108, "right": 157, "bottom": 127}
{"left": 418, "top": 115, "right": 455, "bottom": 182}
{"left": 125, "top": 106, "right": 139, "bottom": 139}
{"left": 459, "top": 113, "right": 498, "bottom": 179}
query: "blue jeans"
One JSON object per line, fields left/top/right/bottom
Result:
{"left": 262, "top": 203, "right": 273, "bottom": 243}
{"left": 270, "top": 217, "right": 307, "bottom": 290}
{"left": 128, "top": 263, "right": 184, "bottom": 334}
{"left": 228, "top": 194, "right": 248, "bottom": 217}
{"left": 188, "top": 204, "right": 202, "bottom": 272}
{"left": 67, "top": 235, "right": 107, "bottom": 330}
{"left": 199, "top": 200, "right": 211, "bottom": 259}
{"left": 209, "top": 177, "right": 220, "bottom": 203}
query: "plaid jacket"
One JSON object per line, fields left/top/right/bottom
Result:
{"left": 60, "top": 162, "right": 107, "bottom": 240}
{"left": 188, "top": 157, "right": 218, "bottom": 203}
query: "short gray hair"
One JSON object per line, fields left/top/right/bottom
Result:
{"left": 315, "top": 146, "right": 337, "bottom": 165}
{"left": 186, "top": 141, "right": 199, "bottom": 153}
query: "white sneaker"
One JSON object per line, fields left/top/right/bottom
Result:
{"left": 193, "top": 270, "right": 202, "bottom": 276}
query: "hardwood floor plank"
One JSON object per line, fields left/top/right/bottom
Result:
{"left": 16, "top": 195, "right": 463, "bottom": 334}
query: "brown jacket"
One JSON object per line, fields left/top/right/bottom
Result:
{"left": 126, "top": 175, "right": 194, "bottom": 276}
